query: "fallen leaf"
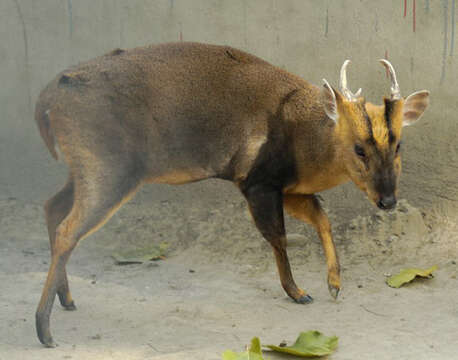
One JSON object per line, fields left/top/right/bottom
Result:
{"left": 386, "top": 266, "right": 438, "bottom": 288}
{"left": 223, "top": 337, "right": 265, "bottom": 360}
{"left": 111, "top": 243, "right": 168, "bottom": 265}
{"left": 265, "top": 331, "right": 338, "bottom": 357}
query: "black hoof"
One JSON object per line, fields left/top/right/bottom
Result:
{"left": 43, "top": 339, "right": 58, "bottom": 348}
{"left": 328, "top": 285, "right": 340, "bottom": 300}
{"left": 294, "top": 294, "right": 314, "bottom": 304}
{"left": 63, "top": 301, "right": 77, "bottom": 311}
{"left": 37, "top": 327, "right": 58, "bottom": 348}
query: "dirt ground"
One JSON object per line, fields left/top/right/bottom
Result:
{"left": 0, "top": 193, "right": 457, "bottom": 360}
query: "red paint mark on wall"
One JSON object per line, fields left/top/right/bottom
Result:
{"left": 179, "top": 22, "right": 183, "bottom": 42}
{"left": 402, "top": 0, "right": 417, "bottom": 33}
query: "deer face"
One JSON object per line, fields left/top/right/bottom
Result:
{"left": 322, "top": 60, "right": 429, "bottom": 210}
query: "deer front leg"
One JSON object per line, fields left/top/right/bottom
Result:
{"left": 242, "top": 184, "right": 313, "bottom": 304}
{"left": 284, "top": 194, "right": 341, "bottom": 300}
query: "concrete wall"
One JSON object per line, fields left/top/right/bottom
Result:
{"left": 0, "top": 0, "right": 457, "bottom": 219}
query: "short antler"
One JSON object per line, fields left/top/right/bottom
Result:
{"left": 339, "top": 60, "right": 362, "bottom": 102}
{"left": 379, "top": 59, "right": 401, "bottom": 100}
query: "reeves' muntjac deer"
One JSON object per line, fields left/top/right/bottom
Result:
{"left": 34, "top": 42, "right": 429, "bottom": 347}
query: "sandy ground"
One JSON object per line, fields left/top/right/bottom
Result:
{"left": 0, "top": 195, "right": 457, "bottom": 360}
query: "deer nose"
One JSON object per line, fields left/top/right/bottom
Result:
{"left": 377, "top": 195, "right": 397, "bottom": 210}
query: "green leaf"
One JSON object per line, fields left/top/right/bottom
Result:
{"left": 223, "top": 337, "right": 265, "bottom": 360}
{"left": 265, "top": 331, "right": 338, "bottom": 357}
{"left": 386, "top": 266, "right": 438, "bottom": 288}
{"left": 111, "top": 242, "right": 168, "bottom": 265}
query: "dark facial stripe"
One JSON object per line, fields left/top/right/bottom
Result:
{"left": 384, "top": 98, "right": 396, "bottom": 144}
{"left": 361, "top": 105, "right": 375, "bottom": 144}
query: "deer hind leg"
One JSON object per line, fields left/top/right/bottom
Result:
{"left": 283, "top": 194, "right": 341, "bottom": 300}
{"left": 44, "top": 177, "right": 76, "bottom": 310}
{"left": 36, "top": 166, "right": 141, "bottom": 347}
{"left": 242, "top": 184, "right": 313, "bottom": 304}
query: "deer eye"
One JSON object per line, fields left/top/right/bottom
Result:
{"left": 354, "top": 144, "right": 366, "bottom": 158}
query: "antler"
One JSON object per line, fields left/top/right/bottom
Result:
{"left": 339, "top": 60, "right": 362, "bottom": 102}
{"left": 379, "top": 59, "right": 401, "bottom": 100}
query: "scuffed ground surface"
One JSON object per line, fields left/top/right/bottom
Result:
{"left": 0, "top": 196, "right": 457, "bottom": 360}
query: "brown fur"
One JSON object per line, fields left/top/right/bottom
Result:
{"left": 34, "top": 42, "right": 428, "bottom": 347}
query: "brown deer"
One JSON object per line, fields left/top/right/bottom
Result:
{"left": 34, "top": 42, "right": 429, "bottom": 347}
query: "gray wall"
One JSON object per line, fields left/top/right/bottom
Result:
{"left": 1, "top": 0, "right": 457, "bottom": 219}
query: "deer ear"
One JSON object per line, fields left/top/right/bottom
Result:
{"left": 402, "top": 90, "right": 430, "bottom": 126}
{"left": 322, "top": 79, "right": 338, "bottom": 123}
